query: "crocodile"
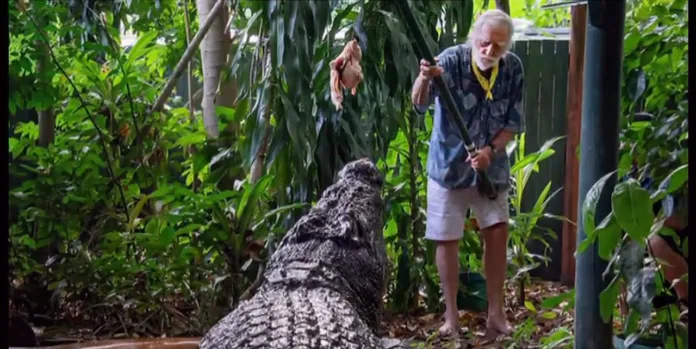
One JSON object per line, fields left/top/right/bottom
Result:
{"left": 199, "top": 158, "right": 391, "bottom": 349}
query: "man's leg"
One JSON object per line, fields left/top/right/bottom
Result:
{"left": 435, "top": 239, "right": 461, "bottom": 334}
{"left": 424, "top": 178, "right": 469, "bottom": 335}
{"left": 471, "top": 190, "right": 511, "bottom": 335}
{"left": 481, "top": 222, "right": 511, "bottom": 334}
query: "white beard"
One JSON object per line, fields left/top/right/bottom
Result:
{"left": 474, "top": 53, "right": 500, "bottom": 71}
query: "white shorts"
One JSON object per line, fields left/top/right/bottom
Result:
{"left": 425, "top": 178, "right": 509, "bottom": 241}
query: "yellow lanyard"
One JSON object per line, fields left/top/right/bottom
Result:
{"left": 471, "top": 52, "right": 499, "bottom": 101}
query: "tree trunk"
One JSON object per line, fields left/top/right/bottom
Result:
{"left": 495, "top": 0, "right": 511, "bottom": 15}
{"left": 37, "top": 94, "right": 54, "bottom": 147}
{"left": 33, "top": 8, "right": 54, "bottom": 147}
{"left": 196, "top": 0, "right": 231, "bottom": 139}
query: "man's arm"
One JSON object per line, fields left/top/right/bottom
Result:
{"left": 488, "top": 130, "right": 515, "bottom": 153}
{"left": 411, "top": 47, "right": 460, "bottom": 113}
{"left": 411, "top": 74, "right": 432, "bottom": 106}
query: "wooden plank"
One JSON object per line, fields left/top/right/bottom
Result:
{"left": 551, "top": 40, "right": 569, "bottom": 215}
{"left": 513, "top": 41, "right": 529, "bottom": 118}
{"left": 538, "top": 39, "right": 556, "bottom": 180}
{"left": 553, "top": 40, "right": 570, "bottom": 144}
{"left": 520, "top": 40, "right": 542, "bottom": 214}
{"left": 526, "top": 40, "right": 562, "bottom": 281}
{"left": 511, "top": 40, "right": 531, "bottom": 218}
{"left": 561, "top": 4, "right": 587, "bottom": 287}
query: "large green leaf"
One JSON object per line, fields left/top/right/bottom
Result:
{"left": 125, "top": 31, "right": 158, "bottom": 70}
{"left": 599, "top": 275, "right": 621, "bottom": 324}
{"left": 611, "top": 179, "right": 654, "bottom": 244}
{"left": 596, "top": 213, "right": 622, "bottom": 261}
{"left": 579, "top": 171, "right": 617, "bottom": 252}
{"left": 236, "top": 175, "right": 274, "bottom": 235}
{"left": 658, "top": 164, "right": 688, "bottom": 193}
{"left": 127, "top": 194, "right": 149, "bottom": 232}
{"left": 526, "top": 182, "right": 563, "bottom": 235}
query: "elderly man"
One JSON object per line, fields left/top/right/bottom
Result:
{"left": 411, "top": 10, "right": 525, "bottom": 336}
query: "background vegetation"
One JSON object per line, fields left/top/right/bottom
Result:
{"left": 9, "top": 0, "right": 687, "bottom": 346}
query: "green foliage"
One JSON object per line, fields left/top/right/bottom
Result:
{"left": 620, "top": 0, "right": 688, "bottom": 185}
{"left": 577, "top": 165, "right": 688, "bottom": 346}
{"left": 507, "top": 133, "right": 566, "bottom": 304}
{"left": 10, "top": 0, "right": 571, "bottom": 339}
{"left": 518, "top": 0, "right": 570, "bottom": 28}
{"left": 476, "top": 0, "right": 571, "bottom": 28}
{"left": 10, "top": 0, "right": 480, "bottom": 333}
{"left": 559, "top": 0, "right": 689, "bottom": 346}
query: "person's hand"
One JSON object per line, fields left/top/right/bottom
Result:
{"left": 467, "top": 146, "right": 493, "bottom": 171}
{"left": 419, "top": 58, "right": 444, "bottom": 80}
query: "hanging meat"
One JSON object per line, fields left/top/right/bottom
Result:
{"left": 329, "top": 39, "right": 364, "bottom": 111}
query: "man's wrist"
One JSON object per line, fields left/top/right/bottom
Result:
{"left": 487, "top": 143, "right": 503, "bottom": 157}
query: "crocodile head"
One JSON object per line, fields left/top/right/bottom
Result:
{"left": 266, "top": 158, "right": 387, "bottom": 331}
{"left": 337, "top": 157, "right": 384, "bottom": 188}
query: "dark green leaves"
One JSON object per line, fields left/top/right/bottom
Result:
{"left": 596, "top": 214, "right": 622, "bottom": 261}
{"left": 125, "top": 31, "right": 158, "bottom": 71}
{"left": 577, "top": 171, "right": 616, "bottom": 254}
{"left": 236, "top": 175, "right": 274, "bottom": 236}
{"left": 599, "top": 275, "right": 620, "bottom": 324}
{"left": 659, "top": 164, "right": 688, "bottom": 193}
{"left": 611, "top": 179, "right": 654, "bottom": 245}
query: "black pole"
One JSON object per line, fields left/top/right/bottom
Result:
{"left": 574, "top": 1, "right": 626, "bottom": 348}
{"left": 395, "top": 0, "right": 498, "bottom": 200}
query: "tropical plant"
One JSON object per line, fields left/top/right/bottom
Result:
{"left": 578, "top": 164, "right": 688, "bottom": 348}
{"left": 595, "top": 2, "right": 690, "bottom": 344}
{"left": 536, "top": 0, "right": 688, "bottom": 346}
{"left": 9, "top": 0, "right": 486, "bottom": 333}
{"left": 619, "top": 0, "right": 688, "bottom": 184}
{"left": 8, "top": 0, "right": 302, "bottom": 334}
{"left": 506, "top": 133, "right": 567, "bottom": 305}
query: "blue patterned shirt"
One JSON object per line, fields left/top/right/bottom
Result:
{"left": 415, "top": 43, "right": 526, "bottom": 191}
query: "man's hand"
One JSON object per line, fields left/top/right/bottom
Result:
{"left": 412, "top": 58, "right": 443, "bottom": 106}
{"left": 419, "top": 58, "right": 444, "bottom": 80}
{"left": 467, "top": 146, "right": 493, "bottom": 170}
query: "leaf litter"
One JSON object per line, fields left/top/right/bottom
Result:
{"left": 379, "top": 280, "right": 577, "bottom": 348}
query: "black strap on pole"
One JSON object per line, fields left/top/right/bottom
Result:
{"left": 395, "top": 0, "right": 498, "bottom": 200}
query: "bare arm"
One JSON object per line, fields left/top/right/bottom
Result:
{"left": 489, "top": 130, "right": 515, "bottom": 152}
{"left": 411, "top": 58, "right": 444, "bottom": 108}
{"left": 411, "top": 74, "right": 431, "bottom": 106}
{"left": 477, "top": 130, "right": 514, "bottom": 163}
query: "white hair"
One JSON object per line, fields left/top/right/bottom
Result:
{"left": 468, "top": 9, "right": 515, "bottom": 52}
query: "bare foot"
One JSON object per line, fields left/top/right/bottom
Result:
{"left": 486, "top": 315, "right": 512, "bottom": 336}
{"left": 438, "top": 321, "right": 460, "bottom": 337}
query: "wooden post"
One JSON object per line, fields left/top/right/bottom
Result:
{"left": 560, "top": 4, "right": 586, "bottom": 287}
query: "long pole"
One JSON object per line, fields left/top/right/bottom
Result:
{"left": 395, "top": 0, "right": 498, "bottom": 200}
{"left": 574, "top": 1, "right": 626, "bottom": 348}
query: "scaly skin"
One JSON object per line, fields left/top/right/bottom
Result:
{"left": 200, "top": 159, "right": 387, "bottom": 349}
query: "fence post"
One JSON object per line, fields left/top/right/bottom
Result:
{"left": 561, "top": 4, "right": 587, "bottom": 287}
{"left": 574, "top": 1, "right": 626, "bottom": 348}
